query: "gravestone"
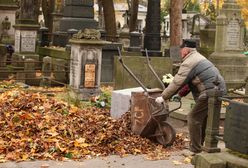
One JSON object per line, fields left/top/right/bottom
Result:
{"left": 142, "top": 0, "right": 162, "bottom": 56}
{"left": 69, "top": 29, "right": 109, "bottom": 100}
{"left": 12, "top": 0, "right": 40, "bottom": 72}
{"left": 53, "top": 58, "right": 67, "bottom": 85}
{"left": 0, "top": 0, "right": 18, "bottom": 44}
{"left": 209, "top": 0, "right": 248, "bottom": 89}
{"left": 24, "top": 58, "right": 37, "bottom": 85}
{"left": 119, "top": 25, "right": 130, "bottom": 50}
{"left": 38, "top": 27, "right": 49, "bottom": 47}
{"left": 53, "top": 0, "right": 98, "bottom": 47}
{"left": 128, "top": 31, "right": 142, "bottom": 52}
{"left": 52, "top": 0, "right": 64, "bottom": 33}
{"left": 40, "top": 56, "right": 52, "bottom": 87}
{"left": 101, "top": 42, "right": 122, "bottom": 84}
{"left": 198, "top": 23, "right": 216, "bottom": 58}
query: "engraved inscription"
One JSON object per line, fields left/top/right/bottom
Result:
{"left": 84, "top": 64, "right": 95, "bottom": 88}
{"left": 226, "top": 19, "right": 240, "bottom": 50}
{"left": 21, "top": 31, "right": 37, "bottom": 52}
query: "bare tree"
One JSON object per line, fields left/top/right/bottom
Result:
{"left": 102, "top": 0, "right": 117, "bottom": 42}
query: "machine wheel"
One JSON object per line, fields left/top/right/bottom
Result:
{"left": 155, "top": 122, "right": 176, "bottom": 146}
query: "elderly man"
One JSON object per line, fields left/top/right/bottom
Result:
{"left": 156, "top": 39, "right": 226, "bottom": 154}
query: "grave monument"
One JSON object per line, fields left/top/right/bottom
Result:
{"left": 69, "top": 29, "right": 109, "bottom": 100}
{"left": 209, "top": 0, "right": 248, "bottom": 88}
{"left": 12, "top": 0, "right": 40, "bottom": 84}
{"left": 52, "top": 0, "right": 64, "bottom": 33}
{"left": 143, "top": 0, "right": 162, "bottom": 56}
{"left": 13, "top": 0, "right": 39, "bottom": 56}
{"left": 0, "top": 0, "right": 18, "bottom": 44}
{"left": 53, "top": 0, "right": 98, "bottom": 47}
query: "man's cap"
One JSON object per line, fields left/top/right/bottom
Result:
{"left": 180, "top": 39, "right": 197, "bottom": 48}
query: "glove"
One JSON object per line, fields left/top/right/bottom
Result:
{"left": 155, "top": 96, "right": 164, "bottom": 104}
{"left": 171, "top": 94, "right": 181, "bottom": 102}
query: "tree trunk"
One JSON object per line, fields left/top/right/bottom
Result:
{"left": 42, "top": 0, "right": 55, "bottom": 34}
{"left": 170, "top": 0, "right": 183, "bottom": 47}
{"left": 129, "top": 0, "right": 139, "bottom": 32}
{"left": 102, "top": 0, "right": 117, "bottom": 42}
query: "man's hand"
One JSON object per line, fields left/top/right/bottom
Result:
{"left": 171, "top": 94, "right": 181, "bottom": 102}
{"left": 155, "top": 96, "right": 164, "bottom": 104}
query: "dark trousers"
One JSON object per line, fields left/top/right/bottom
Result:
{"left": 188, "top": 92, "right": 208, "bottom": 153}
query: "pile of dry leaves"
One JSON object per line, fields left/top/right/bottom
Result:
{"left": 0, "top": 81, "right": 186, "bottom": 162}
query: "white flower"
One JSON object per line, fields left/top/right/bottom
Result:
{"left": 162, "top": 73, "right": 174, "bottom": 84}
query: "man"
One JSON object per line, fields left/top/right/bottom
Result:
{"left": 155, "top": 39, "right": 226, "bottom": 153}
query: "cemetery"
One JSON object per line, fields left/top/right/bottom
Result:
{"left": 0, "top": 0, "right": 248, "bottom": 167}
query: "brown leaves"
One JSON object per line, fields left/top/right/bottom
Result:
{"left": 0, "top": 83, "right": 187, "bottom": 161}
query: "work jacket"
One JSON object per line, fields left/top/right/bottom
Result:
{"left": 161, "top": 49, "right": 226, "bottom": 100}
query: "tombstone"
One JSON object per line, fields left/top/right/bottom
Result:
{"left": 198, "top": 23, "right": 216, "bottom": 58}
{"left": 38, "top": 27, "right": 50, "bottom": 47}
{"left": 40, "top": 56, "right": 52, "bottom": 87}
{"left": 119, "top": 25, "right": 130, "bottom": 50}
{"left": 128, "top": 31, "right": 142, "bottom": 52}
{"left": 52, "top": 31, "right": 68, "bottom": 47}
{"left": 69, "top": 29, "right": 109, "bottom": 100}
{"left": 53, "top": 58, "right": 67, "bottom": 85}
{"left": 24, "top": 58, "right": 37, "bottom": 85}
{"left": 52, "top": 0, "right": 64, "bottom": 33}
{"left": 101, "top": 42, "right": 123, "bottom": 83}
{"left": 209, "top": 0, "right": 248, "bottom": 89}
{"left": 142, "top": 0, "right": 162, "bottom": 56}
{"left": 0, "top": 0, "right": 18, "bottom": 44}
{"left": 53, "top": 0, "right": 98, "bottom": 47}
{"left": 12, "top": 0, "right": 40, "bottom": 69}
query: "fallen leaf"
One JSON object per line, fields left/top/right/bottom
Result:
{"left": 173, "top": 160, "right": 183, "bottom": 165}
